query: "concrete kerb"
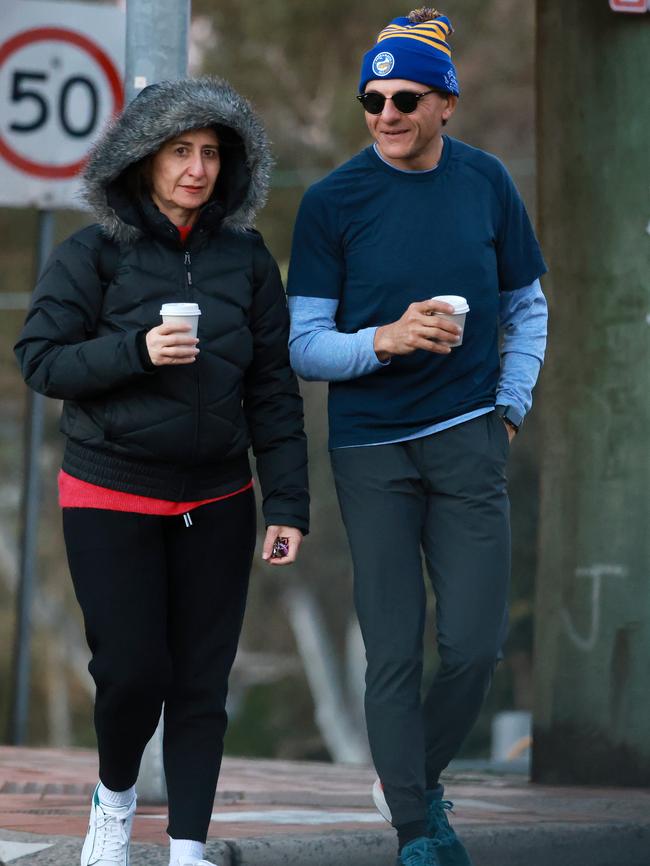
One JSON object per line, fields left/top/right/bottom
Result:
{"left": 4, "top": 822, "right": 650, "bottom": 866}
{"left": 462, "top": 822, "right": 650, "bottom": 866}
{"left": 215, "top": 823, "right": 650, "bottom": 866}
{"left": 214, "top": 831, "right": 394, "bottom": 866}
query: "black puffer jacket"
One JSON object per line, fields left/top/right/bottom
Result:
{"left": 14, "top": 78, "right": 309, "bottom": 533}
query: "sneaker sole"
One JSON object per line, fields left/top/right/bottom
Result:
{"left": 372, "top": 778, "right": 392, "bottom": 823}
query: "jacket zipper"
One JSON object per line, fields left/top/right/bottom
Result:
{"left": 184, "top": 251, "right": 192, "bottom": 294}
{"left": 184, "top": 249, "right": 201, "bottom": 466}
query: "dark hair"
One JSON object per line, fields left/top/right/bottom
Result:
{"left": 119, "top": 156, "right": 153, "bottom": 203}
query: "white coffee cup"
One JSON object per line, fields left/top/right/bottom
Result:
{"left": 430, "top": 295, "right": 470, "bottom": 346}
{"left": 160, "top": 302, "right": 201, "bottom": 338}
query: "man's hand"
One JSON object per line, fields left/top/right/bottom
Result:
{"left": 146, "top": 322, "right": 199, "bottom": 366}
{"left": 502, "top": 419, "right": 517, "bottom": 443}
{"left": 262, "top": 526, "right": 303, "bottom": 566}
{"left": 373, "top": 299, "right": 462, "bottom": 361}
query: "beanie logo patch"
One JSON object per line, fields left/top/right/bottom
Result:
{"left": 444, "top": 69, "right": 458, "bottom": 92}
{"left": 372, "top": 52, "right": 395, "bottom": 77}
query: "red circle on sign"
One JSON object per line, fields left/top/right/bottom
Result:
{"left": 0, "top": 26, "right": 123, "bottom": 179}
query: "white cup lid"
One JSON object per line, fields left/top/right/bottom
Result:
{"left": 160, "top": 302, "right": 201, "bottom": 316}
{"left": 430, "top": 295, "right": 470, "bottom": 314}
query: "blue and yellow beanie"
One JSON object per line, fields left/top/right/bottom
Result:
{"left": 359, "top": 8, "right": 460, "bottom": 96}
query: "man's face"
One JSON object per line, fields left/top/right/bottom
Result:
{"left": 363, "top": 78, "right": 457, "bottom": 171}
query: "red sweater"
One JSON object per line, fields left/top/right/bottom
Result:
{"left": 58, "top": 470, "right": 253, "bottom": 514}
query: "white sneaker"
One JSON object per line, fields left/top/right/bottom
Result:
{"left": 81, "top": 784, "right": 136, "bottom": 866}
{"left": 372, "top": 777, "right": 392, "bottom": 823}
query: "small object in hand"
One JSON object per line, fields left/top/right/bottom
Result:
{"left": 271, "top": 536, "right": 290, "bottom": 559}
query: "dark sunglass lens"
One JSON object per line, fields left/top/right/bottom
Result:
{"left": 392, "top": 92, "right": 420, "bottom": 113}
{"left": 360, "top": 93, "right": 385, "bottom": 114}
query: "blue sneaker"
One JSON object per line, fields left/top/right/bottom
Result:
{"left": 399, "top": 837, "right": 442, "bottom": 866}
{"left": 425, "top": 790, "right": 473, "bottom": 866}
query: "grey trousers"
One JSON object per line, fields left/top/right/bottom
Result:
{"left": 331, "top": 411, "right": 511, "bottom": 827}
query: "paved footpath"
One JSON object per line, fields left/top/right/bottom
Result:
{"left": 0, "top": 746, "right": 648, "bottom": 866}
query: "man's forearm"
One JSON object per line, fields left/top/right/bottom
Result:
{"left": 496, "top": 279, "right": 548, "bottom": 421}
{"left": 288, "top": 296, "right": 388, "bottom": 381}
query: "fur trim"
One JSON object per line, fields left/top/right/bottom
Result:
{"left": 82, "top": 77, "right": 273, "bottom": 243}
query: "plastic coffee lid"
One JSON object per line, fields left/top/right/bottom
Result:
{"left": 160, "top": 302, "right": 201, "bottom": 316}
{"left": 430, "top": 295, "right": 470, "bottom": 314}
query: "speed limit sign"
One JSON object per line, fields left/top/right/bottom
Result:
{"left": 0, "top": 0, "right": 124, "bottom": 209}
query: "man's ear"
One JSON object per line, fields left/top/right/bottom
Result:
{"left": 442, "top": 94, "right": 458, "bottom": 122}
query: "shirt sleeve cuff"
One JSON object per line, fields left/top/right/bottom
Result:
{"left": 364, "top": 326, "right": 391, "bottom": 369}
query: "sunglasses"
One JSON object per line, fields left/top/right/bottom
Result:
{"left": 357, "top": 88, "right": 439, "bottom": 115}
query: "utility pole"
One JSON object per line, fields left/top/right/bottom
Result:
{"left": 125, "top": 0, "right": 190, "bottom": 103}
{"left": 533, "top": 2, "right": 650, "bottom": 784}
{"left": 8, "top": 212, "right": 54, "bottom": 745}
{"left": 124, "top": 0, "right": 190, "bottom": 801}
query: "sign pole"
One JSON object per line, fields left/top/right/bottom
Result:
{"left": 125, "top": 0, "right": 190, "bottom": 102}
{"left": 8, "top": 209, "right": 55, "bottom": 745}
{"left": 124, "top": 0, "right": 190, "bottom": 802}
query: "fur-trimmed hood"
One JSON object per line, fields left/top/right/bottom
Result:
{"left": 82, "top": 77, "right": 273, "bottom": 244}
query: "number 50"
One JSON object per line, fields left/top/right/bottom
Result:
{"left": 10, "top": 70, "right": 99, "bottom": 138}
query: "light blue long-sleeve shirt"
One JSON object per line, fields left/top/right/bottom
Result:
{"left": 288, "top": 279, "right": 547, "bottom": 446}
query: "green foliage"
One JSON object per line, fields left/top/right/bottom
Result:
{"left": 225, "top": 677, "right": 326, "bottom": 761}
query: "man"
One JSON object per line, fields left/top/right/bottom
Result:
{"left": 287, "top": 8, "right": 547, "bottom": 866}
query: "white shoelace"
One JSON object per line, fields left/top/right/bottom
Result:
{"left": 94, "top": 803, "right": 130, "bottom": 862}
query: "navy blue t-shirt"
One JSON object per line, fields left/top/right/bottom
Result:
{"left": 287, "top": 137, "right": 547, "bottom": 448}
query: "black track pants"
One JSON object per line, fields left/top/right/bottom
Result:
{"left": 331, "top": 412, "right": 511, "bottom": 827}
{"left": 63, "top": 490, "right": 256, "bottom": 841}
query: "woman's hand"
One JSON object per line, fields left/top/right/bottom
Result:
{"left": 146, "top": 322, "right": 199, "bottom": 366}
{"left": 262, "top": 526, "right": 303, "bottom": 566}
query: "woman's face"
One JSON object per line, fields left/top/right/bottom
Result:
{"left": 150, "top": 127, "right": 220, "bottom": 224}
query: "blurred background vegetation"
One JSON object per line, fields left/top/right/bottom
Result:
{"left": 0, "top": 0, "right": 539, "bottom": 764}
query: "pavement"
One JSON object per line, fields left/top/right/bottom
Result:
{"left": 0, "top": 746, "right": 648, "bottom": 866}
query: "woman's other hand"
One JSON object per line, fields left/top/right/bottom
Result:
{"left": 262, "top": 526, "right": 303, "bottom": 565}
{"left": 146, "top": 322, "right": 199, "bottom": 366}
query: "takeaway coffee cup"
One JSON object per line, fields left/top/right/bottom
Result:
{"left": 160, "top": 302, "right": 202, "bottom": 338}
{"left": 430, "top": 295, "right": 470, "bottom": 346}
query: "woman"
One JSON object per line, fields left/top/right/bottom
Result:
{"left": 15, "top": 77, "right": 308, "bottom": 866}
